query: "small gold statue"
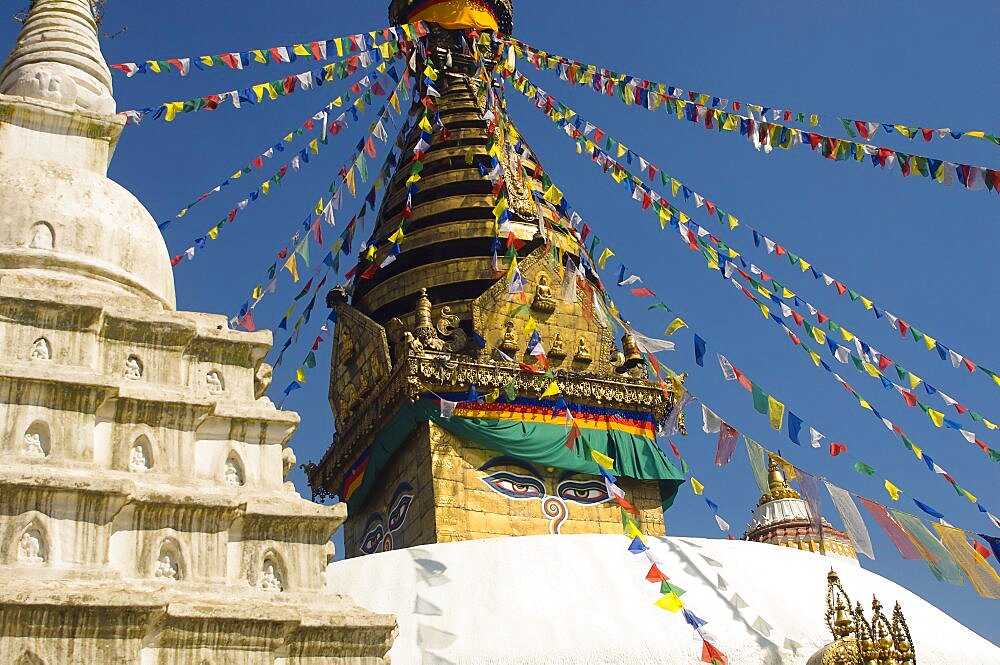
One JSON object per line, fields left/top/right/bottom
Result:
{"left": 498, "top": 321, "right": 519, "bottom": 354}
{"left": 574, "top": 337, "right": 592, "bottom": 363}
{"left": 548, "top": 333, "right": 567, "bottom": 360}
{"left": 531, "top": 274, "right": 557, "bottom": 313}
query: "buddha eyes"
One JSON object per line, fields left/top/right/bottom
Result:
{"left": 360, "top": 523, "right": 385, "bottom": 555}
{"left": 557, "top": 480, "right": 611, "bottom": 505}
{"left": 387, "top": 494, "right": 414, "bottom": 531}
{"left": 481, "top": 472, "right": 545, "bottom": 499}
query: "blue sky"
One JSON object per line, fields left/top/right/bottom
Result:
{"left": 7, "top": 0, "right": 998, "bottom": 642}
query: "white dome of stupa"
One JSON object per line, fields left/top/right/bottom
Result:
{"left": 0, "top": 0, "right": 175, "bottom": 310}
{"left": 326, "top": 534, "right": 999, "bottom": 664}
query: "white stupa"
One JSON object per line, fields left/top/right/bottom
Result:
{"left": 0, "top": 2, "right": 395, "bottom": 662}
{"left": 327, "top": 533, "right": 1000, "bottom": 664}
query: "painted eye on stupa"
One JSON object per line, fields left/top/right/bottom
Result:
{"left": 481, "top": 471, "right": 545, "bottom": 499}
{"left": 557, "top": 480, "right": 611, "bottom": 505}
{"left": 387, "top": 494, "right": 414, "bottom": 531}
{"left": 360, "top": 520, "right": 385, "bottom": 555}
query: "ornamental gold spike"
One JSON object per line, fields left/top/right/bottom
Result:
{"left": 820, "top": 569, "right": 916, "bottom": 665}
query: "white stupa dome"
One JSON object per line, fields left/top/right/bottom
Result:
{"left": 0, "top": 0, "right": 175, "bottom": 310}
{"left": 326, "top": 534, "right": 999, "bottom": 664}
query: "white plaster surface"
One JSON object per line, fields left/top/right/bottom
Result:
{"left": 326, "top": 534, "right": 1000, "bottom": 664}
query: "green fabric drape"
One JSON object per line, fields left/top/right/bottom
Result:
{"left": 345, "top": 400, "right": 684, "bottom": 511}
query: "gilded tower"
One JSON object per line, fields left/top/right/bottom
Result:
{"left": 308, "top": 0, "right": 686, "bottom": 558}
{"left": 744, "top": 457, "right": 858, "bottom": 563}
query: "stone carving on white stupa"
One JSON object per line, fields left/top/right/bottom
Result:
{"left": 0, "top": 1, "right": 396, "bottom": 662}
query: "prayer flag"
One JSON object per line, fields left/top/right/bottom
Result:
{"left": 664, "top": 318, "right": 688, "bottom": 336}
{"left": 767, "top": 396, "right": 785, "bottom": 430}
{"left": 826, "top": 483, "right": 875, "bottom": 559}
{"left": 690, "top": 477, "right": 705, "bottom": 495}
{"left": 655, "top": 593, "right": 684, "bottom": 612}
{"left": 591, "top": 449, "right": 615, "bottom": 470}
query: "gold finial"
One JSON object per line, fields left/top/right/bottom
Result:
{"left": 619, "top": 329, "right": 644, "bottom": 371}
{"left": 414, "top": 288, "right": 434, "bottom": 337}
{"left": 820, "top": 569, "right": 916, "bottom": 665}
{"left": 757, "top": 454, "right": 801, "bottom": 505}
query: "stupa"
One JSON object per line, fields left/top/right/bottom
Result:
{"left": 743, "top": 456, "right": 858, "bottom": 563}
{"left": 318, "top": 2, "right": 1000, "bottom": 663}
{"left": 0, "top": 1, "right": 394, "bottom": 662}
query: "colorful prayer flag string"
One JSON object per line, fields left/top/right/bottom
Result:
{"left": 160, "top": 62, "right": 404, "bottom": 231}
{"left": 111, "top": 22, "right": 429, "bottom": 77}
{"left": 122, "top": 37, "right": 415, "bottom": 125}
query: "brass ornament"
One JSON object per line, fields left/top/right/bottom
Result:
{"left": 813, "top": 569, "right": 916, "bottom": 665}
{"left": 531, "top": 274, "right": 556, "bottom": 313}
{"left": 548, "top": 333, "right": 567, "bottom": 360}
{"left": 498, "top": 320, "right": 519, "bottom": 354}
{"left": 573, "top": 337, "right": 592, "bottom": 363}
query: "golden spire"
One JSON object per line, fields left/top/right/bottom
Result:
{"left": 757, "top": 454, "right": 801, "bottom": 506}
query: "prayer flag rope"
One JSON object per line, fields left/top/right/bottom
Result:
{"left": 502, "top": 54, "right": 1000, "bottom": 197}
{"left": 160, "top": 62, "right": 403, "bottom": 231}
{"left": 504, "top": 71, "right": 1000, "bottom": 447}
{"left": 111, "top": 22, "right": 429, "bottom": 77}
{"left": 501, "top": 74, "right": 999, "bottom": 532}
{"left": 233, "top": 107, "right": 416, "bottom": 330}
{"left": 509, "top": 63, "right": 1000, "bottom": 395}
{"left": 170, "top": 73, "right": 410, "bottom": 268}
{"left": 508, "top": 37, "right": 1000, "bottom": 149}
{"left": 122, "top": 36, "right": 415, "bottom": 125}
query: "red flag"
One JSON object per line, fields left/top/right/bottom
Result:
{"left": 974, "top": 540, "right": 993, "bottom": 560}
{"left": 817, "top": 312, "right": 830, "bottom": 324}
{"left": 775, "top": 244, "right": 786, "bottom": 256}
{"left": 790, "top": 311, "right": 804, "bottom": 326}
{"left": 580, "top": 223, "right": 592, "bottom": 243}
{"left": 834, "top": 281, "right": 847, "bottom": 295}
{"left": 631, "top": 287, "right": 656, "bottom": 297}
{"left": 898, "top": 320, "right": 910, "bottom": 338}
{"left": 668, "top": 439, "right": 681, "bottom": 459}
{"left": 360, "top": 263, "right": 379, "bottom": 279}
{"left": 829, "top": 443, "right": 848, "bottom": 457}
{"left": 615, "top": 495, "right": 640, "bottom": 516}
{"left": 877, "top": 354, "right": 893, "bottom": 370}
{"left": 954, "top": 403, "right": 968, "bottom": 415}
{"left": 963, "top": 358, "right": 977, "bottom": 373}
{"left": 311, "top": 218, "right": 323, "bottom": 245}
{"left": 237, "top": 310, "right": 256, "bottom": 332}
{"left": 705, "top": 200, "right": 716, "bottom": 216}
{"left": 170, "top": 255, "right": 183, "bottom": 267}
{"left": 645, "top": 564, "right": 667, "bottom": 583}
{"left": 565, "top": 422, "right": 581, "bottom": 450}
{"left": 364, "top": 136, "right": 377, "bottom": 158}
{"left": 701, "top": 640, "right": 728, "bottom": 665}
{"left": 900, "top": 390, "right": 918, "bottom": 407}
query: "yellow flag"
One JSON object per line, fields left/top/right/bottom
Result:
{"left": 388, "top": 227, "right": 405, "bottom": 243}
{"left": 345, "top": 167, "right": 356, "bottom": 196}
{"left": 928, "top": 409, "right": 945, "bottom": 427}
{"left": 252, "top": 285, "right": 264, "bottom": 300}
{"left": 757, "top": 302, "right": 770, "bottom": 319}
{"left": 811, "top": 326, "right": 826, "bottom": 345}
{"left": 292, "top": 44, "right": 310, "bottom": 57}
{"left": 862, "top": 362, "right": 881, "bottom": 378}
{"left": 768, "top": 396, "right": 785, "bottom": 430}
{"left": 984, "top": 419, "right": 998, "bottom": 431}
{"left": 283, "top": 254, "right": 299, "bottom": 282}
{"left": 296, "top": 367, "right": 307, "bottom": 383}
{"left": 309, "top": 139, "right": 320, "bottom": 154}
{"left": 541, "top": 381, "right": 561, "bottom": 398}
{"left": 908, "top": 372, "right": 922, "bottom": 390}
{"left": 860, "top": 296, "right": 874, "bottom": 310}
{"left": 909, "top": 444, "right": 922, "bottom": 460}
{"left": 655, "top": 593, "right": 684, "bottom": 612}
{"left": 364, "top": 245, "right": 376, "bottom": 261}
{"left": 626, "top": 522, "right": 646, "bottom": 543}
{"left": 800, "top": 259, "right": 811, "bottom": 273}
{"left": 164, "top": 101, "right": 184, "bottom": 122}
{"left": 962, "top": 489, "right": 977, "bottom": 503}
{"left": 418, "top": 115, "right": 434, "bottom": 132}
{"left": 840, "top": 328, "right": 855, "bottom": 342}
{"left": 591, "top": 449, "right": 614, "bottom": 470}
{"left": 389, "top": 91, "right": 400, "bottom": 113}
{"left": 664, "top": 318, "right": 688, "bottom": 336}
{"left": 315, "top": 198, "right": 324, "bottom": 215}
{"left": 727, "top": 214, "right": 739, "bottom": 230}
{"left": 523, "top": 316, "right": 537, "bottom": 337}
{"left": 598, "top": 248, "right": 615, "bottom": 270}
{"left": 923, "top": 334, "right": 937, "bottom": 350}
{"left": 206, "top": 226, "right": 219, "bottom": 240}
{"left": 423, "top": 64, "right": 438, "bottom": 81}
{"left": 261, "top": 181, "right": 271, "bottom": 196}
{"left": 884, "top": 480, "right": 901, "bottom": 501}
{"left": 543, "top": 184, "right": 563, "bottom": 206}
{"left": 690, "top": 477, "right": 704, "bottom": 495}
{"left": 808, "top": 349, "right": 822, "bottom": 366}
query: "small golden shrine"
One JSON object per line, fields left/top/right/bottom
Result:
{"left": 808, "top": 569, "right": 916, "bottom": 665}
{"left": 743, "top": 456, "right": 858, "bottom": 562}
